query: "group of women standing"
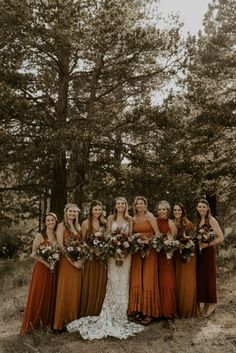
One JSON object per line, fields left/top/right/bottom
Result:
{"left": 20, "top": 197, "right": 224, "bottom": 339}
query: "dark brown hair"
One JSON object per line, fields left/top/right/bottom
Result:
{"left": 87, "top": 200, "right": 106, "bottom": 235}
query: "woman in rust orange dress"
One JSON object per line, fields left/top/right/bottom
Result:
{"left": 156, "top": 200, "right": 178, "bottom": 318}
{"left": 128, "top": 196, "right": 161, "bottom": 325}
{"left": 172, "top": 202, "right": 196, "bottom": 318}
{"left": 53, "top": 203, "right": 83, "bottom": 331}
{"left": 20, "top": 213, "right": 58, "bottom": 335}
{"left": 196, "top": 199, "right": 224, "bottom": 317}
{"left": 79, "top": 200, "right": 107, "bottom": 317}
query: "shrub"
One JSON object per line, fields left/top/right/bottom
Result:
{"left": 0, "top": 234, "right": 22, "bottom": 259}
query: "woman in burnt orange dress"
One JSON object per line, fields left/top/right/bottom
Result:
{"left": 172, "top": 202, "right": 196, "bottom": 318}
{"left": 156, "top": 200, "right": 178, "bottom": 318}
{"left": 53, "top": 203, "right": 83, "bottom": 330}
{"left": 196, "top": 199, "right": 224, "bottom": 317}
{"left": 20, "top": 213, "right": 58, "bottom": 335}
{"left": 79, "top": 200, "right": 107, "bottom": 317}
{"left": 128, "top": 196, "right": 161, "bottom": 326}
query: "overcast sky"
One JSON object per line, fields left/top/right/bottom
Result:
{"left": 159, "top": 0, "right": 210, "bottom": 35}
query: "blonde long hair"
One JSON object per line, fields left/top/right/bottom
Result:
{"left": 155, "top": 200, "right": 171, "bottom": 218}
{"left": 133, "top": 196, "right": 148, "bottom": 216}
{"left": 113, "top": 197, "right": 130, "bottom": 221}
{"left": 63, "top": 203, "right": 81, "bottom": 233}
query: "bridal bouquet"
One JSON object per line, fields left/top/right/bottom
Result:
{"left": 130, "top": 233, "right": 152, "bottom": 258}
{"left": 35, "top": 240, "right": 60, "bottom": 271}
{"left": 84, "top": 233, "right": 111, "bottom": 264}
{"left": 108, "top": 228, "right": 132, "bottom": 266}
{"left": 161, "top": 234, "right": 179, "bottom": 259}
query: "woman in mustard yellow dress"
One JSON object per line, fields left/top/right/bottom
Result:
{"left": 53, "top": 203, "right": 83, "bottom": 330}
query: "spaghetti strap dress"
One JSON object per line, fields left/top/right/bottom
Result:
{"left": 196, "top": 223, "right": 217, "bottom": 303}
{"left": 157, "top": 218, "right": 177, "bottom": 318}
{"left": 174, "top": 220, "right": 197, "bottom": 317}
{"left": 53, "top": 230, "right": 83, "bottom": 330}
{"left": 79, "top": 227, "right": 107, "bottom": 317}
{"left": 128, "top": 220, "right": 161, "bottom": 318}
{"left": 20, "top": 239, "right": 58, "bottom": 335}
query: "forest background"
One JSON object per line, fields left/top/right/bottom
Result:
{"left": 0, "top": 1, "right": 236, "bottom": 352}
{"left": 0, "top": 0, "right": 236, "bottom": 228}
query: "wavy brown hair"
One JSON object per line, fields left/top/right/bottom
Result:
{"left": 196, "top": 199, "right": 212, "bottom": 227}
{"left": 41, "top": 212, "right": 58, "bottom": 239}
{"left": 87, "top": 200, "right": 106, "bottom": 235}
{"left": 172, "top": 202, "right": 187, "bottom": 238}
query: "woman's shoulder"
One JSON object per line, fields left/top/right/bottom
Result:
{"left": 168, "top": 218, "right": 175, "bottom": 225}
{"left": 146, "top": 212, "right": 155, "bottom": 220}
{"left": 126, "top": 215, "right": 133, "bottom": 222}
{"left": 32, "top": 232, "right": 44, "bottom": 249}
{"left": 185, "top": 219, "right": 194, "bottom": 228}
{"left": 34, "top": 232, "right": 44, "bottom": 242}
{"left": 208, "top": 215, "right": 219, "bottom": 226}
{"left": 81, "top": 219, "right": 89, "bottom": 227}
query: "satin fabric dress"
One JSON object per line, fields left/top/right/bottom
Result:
{"left": 53, "top": 230, "right": 83, "bottom": 330}
{"left": 157, "top": 218, "right": 177, "bottom": 318}
{"left": 174, "top": 220, "right": 197, "bottom": 317}
{"left": 196, "top": 223, "right": 217, "bottom": 303}
{"left": 79, "top": 227, "right": 107, "bottom": 317}
{"left": 128, "top": 219, "right": 161, "bottom": 318}
{"left": 20, "top": 240, "right": 58, "bottom": 335}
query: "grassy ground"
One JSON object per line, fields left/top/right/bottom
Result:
{"left": 0, "top": 256, "right": 235, "bottom": 353}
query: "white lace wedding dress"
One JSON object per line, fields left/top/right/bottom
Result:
{"left": 67, "top": 222, "right": 144, "bottom": 339}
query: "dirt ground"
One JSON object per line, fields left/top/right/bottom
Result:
{"left": 0, "top": 259, "right": 235, "bottom": 353}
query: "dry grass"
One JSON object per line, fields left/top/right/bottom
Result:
{"left": 0, "top": 256, "right": 236, "bottom": 353}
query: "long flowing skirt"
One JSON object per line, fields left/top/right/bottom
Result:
{"left": 157, "top": 251, "right": 177, "bottom": 318}
{"left": 67, "top": 255, "right": 143, "bottom": 339}
{"left": 175, "top": 253, "right": 196, "bottom": 317}
{"left": 79, "top": 259, "right": 107, "bottom": 317}
{"left": 197, "top": 246, "right": 217, "bottom": 303}
{"left": 20, "top": 261, "right": 57, "bottom": 335}
{"left": 128, "top": 250, "right": 161, "bottom": 317}
{"left": 53, "top": 256, "right": 82, "bottom": 330}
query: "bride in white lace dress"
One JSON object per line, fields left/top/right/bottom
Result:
{"left": 67, "top": 197, "right": 144, "bottom": 339}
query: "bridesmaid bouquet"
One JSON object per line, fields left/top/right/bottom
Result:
{"left": 196, "top": 226, "right": 216, "bottom": 253}
{"left": 84, "top": 233, "right": 111, "bottom": 264}
{"left": 64, "top": 235, "right": 84, "bottom": 262}
{"left": 161, "top": 234, "right": 179, "bottom": 259}
{"left": 178, "top": 234, "right": 195, "bottom": 263}
{"left": 35, "top": 241, "right": 60, "bottom": 271}
{"left": 151, "top": 235, "right": 163, "bottom": 253}
{"left": 108, "top": 228, "right": 132, "bottom": 266}
{"left": 130, "top": 233, "right": 152, "bottom": 258}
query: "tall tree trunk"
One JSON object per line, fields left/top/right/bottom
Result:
{"left": 50, "top": 153, "right": 67, "bottom": 220}
{"left": 50, "top": 49, "right": 70, "bottom": 218}
{"left": 74, "top": 53, "right": 104, "bottom": 206}
{"left": 206, "top": 193, "right": 217, "bottom": 217}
